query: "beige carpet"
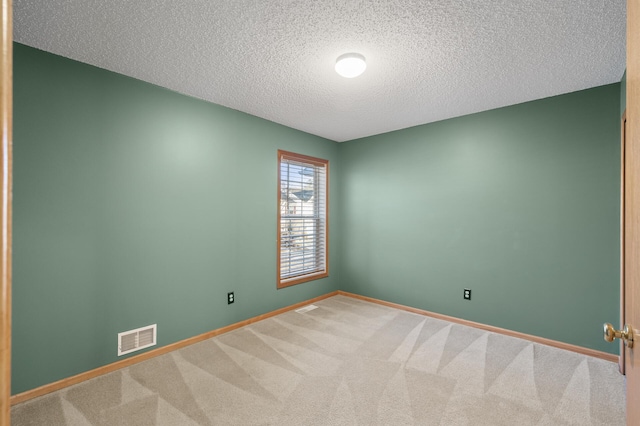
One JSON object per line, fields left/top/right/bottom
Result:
{"left": 12, "top": 295, "right": 625, "bottom": 425}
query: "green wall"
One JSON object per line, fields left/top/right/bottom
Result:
{"left": 338, "top": 84, "right": 621, "bottom": 354}
{"left": 13, "top": 42, "right": 622, "bottom": 395}
{"left": 12, "top": 43, "right": 340, "bottom": 394}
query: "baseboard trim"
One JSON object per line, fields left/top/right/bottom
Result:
{"left": 11, "top": 289, "right": 617, "bottom": 405}
{"left": 10, "top": 290, "right": 339, "bottom": 406}
{"left": 337, "top": 291, "right": 618, "bottom": 363}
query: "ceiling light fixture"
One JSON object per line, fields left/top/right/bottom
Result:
{"left": 335, "top": 53, "right": 366, "bottom": 78}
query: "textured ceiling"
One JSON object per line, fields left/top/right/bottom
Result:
{"left": 13, "top": 1, "right": 626, "bottom": 142}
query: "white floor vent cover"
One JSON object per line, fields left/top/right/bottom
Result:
{"left": 295, "top": 304, "right": 318, "bottom": 314}
{"left": 118, "top": 324, "right": 157, "bottom": 356}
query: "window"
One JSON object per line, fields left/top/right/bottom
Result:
{"left": 277, "top": 150, "right": 328, "bottom": 288}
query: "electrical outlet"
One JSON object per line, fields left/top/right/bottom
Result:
{"left": 463, "top": 289, "right": 471, "bottom": 300}
{"left": 227, "top": 292, "right": 234, "bottom": 304}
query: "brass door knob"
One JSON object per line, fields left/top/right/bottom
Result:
{"left": 603, "top": 323, "right": 634, "bottom": 348}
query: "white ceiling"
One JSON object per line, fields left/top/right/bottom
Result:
{"left": 13, "top": 1, "right": 626, "bottom": 142}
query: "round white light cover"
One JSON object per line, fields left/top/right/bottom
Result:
{"left": 335, "top": 53, "right": 366, "bottom": 78}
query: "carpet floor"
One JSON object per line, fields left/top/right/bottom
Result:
{"left": 11, "top": 295, "right": 625, "bottom": 425}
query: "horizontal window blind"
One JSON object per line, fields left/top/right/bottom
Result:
{"left": 277, "top": 150, "right": 328, "bottom": 287}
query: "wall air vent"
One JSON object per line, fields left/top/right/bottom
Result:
{"left": 118, "top": 324, "right": 157, "bottom": 356}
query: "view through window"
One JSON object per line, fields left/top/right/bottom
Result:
{"left": 277, "top": 150, "right": 328, "bottom": 288}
